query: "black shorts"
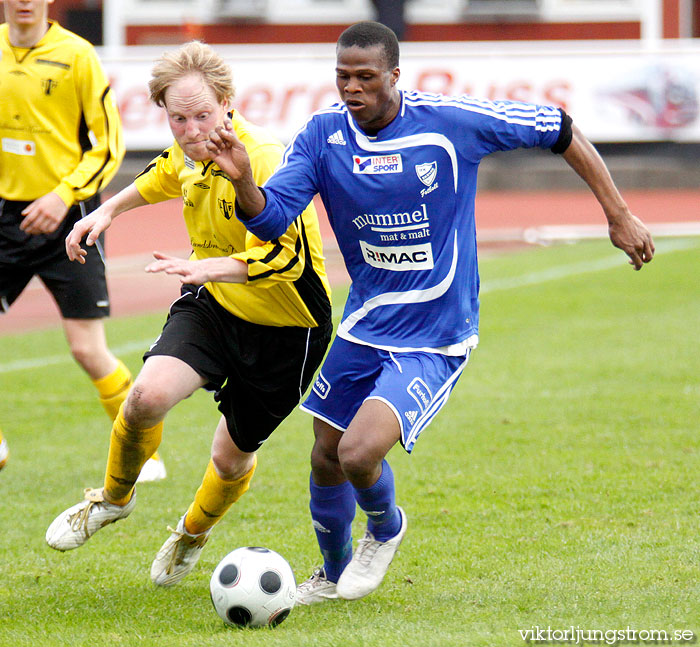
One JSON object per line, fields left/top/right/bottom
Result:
{"left": 0, "top": 195, "right": 110, "bottom": 318}
{"left": 144, "top": 284, "right": 333, "bottom": 453}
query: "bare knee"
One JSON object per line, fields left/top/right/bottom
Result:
{"left": 310, "top": 439, "right": 342, "bottom": 477}
{"left": 337, "top": 429, "right": 392, "bottom": 489}
{"left": 63, "top": 319, "right": 115, "bottom": 380}
{"left": 67, "top": 341, "right": 91, "bottom": 371}
{"left": 211, "top": 447, "right": 256, "bottom": 481}
{"left": 210, "top": 418, "right": 256, "bottom": 480}
{"left": 337, "top": 400, "right": 400, "bottom": 488}
{"left": 123, "top": 383, "right": 171, "bottom": 427}
{"left": 310, "top": 419, "right": 344, "bottom": 485}
{"left": 337, "top": 443, "right": 379, "bottom": 485}
{"left": 68, "top": 341, "right": 112, "bottom": 378}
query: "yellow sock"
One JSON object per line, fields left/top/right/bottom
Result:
{"left": 103, "top": 411, "right": 163, "bottom": 505}
{"left": 185, "top": 456, "right": 257, "bottom": 535}
{"left": 94, "top": 362, "right": 161, "bottom": 463}
{"left": 93, "top": 360, "right": 133, "bottom": 421}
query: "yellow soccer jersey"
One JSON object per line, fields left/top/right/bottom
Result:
{"left": 0, "top": 21, "right": 124, "bottom": 205}
{"left": 134, "top": 110, "right": 331, "bottom": 329}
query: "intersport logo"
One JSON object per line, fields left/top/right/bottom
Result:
{"left": 359, "top": 240, "right": 434, "bottom": 271}
{"left": 352, "top": 154, "right": 402, "bottom": 174}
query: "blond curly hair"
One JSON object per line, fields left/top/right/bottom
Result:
{"left": 148, "top": 41, "right": 235, "bottom": 107}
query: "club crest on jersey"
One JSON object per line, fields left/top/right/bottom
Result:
{"left": 42, "top": 78, "right": 58, "bottom": 96}
{"left": 218, "top": 198, "right": 234, "bottom": 220}
{"left": 353, "top": 154, "right": 402, "bottom": 175}
{"left": 415, "top": 162, "right": 437, "bottom": 187}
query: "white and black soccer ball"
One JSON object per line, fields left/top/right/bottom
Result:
{"left": 209, "top": 547, "right": 296, "bottom": 628}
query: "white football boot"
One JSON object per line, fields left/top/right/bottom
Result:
{"left": 136, "top": 454, "right": 167, "bottom": 483}
{"left": 295, "top": 567, "right": 339, "bottom": 605}
{"left": 46, "top": 487, "right": 136, "bottom": 551}
{"left": 336, "top": 506, "right": 407, "bottom": 600}
{"left": 150, "top": 516, "right": 211, "bottom": 587}
{"left": 0, "top": 432, "right": 8, "bottom": 470}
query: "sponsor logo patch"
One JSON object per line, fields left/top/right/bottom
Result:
{"left": 407, "top": 378, "right": 432, "bottom": 412}
{"left": 312, "top": 373, "right": 330, "bottom": 399}
{"left": 2, "top": 138, "right": 35, "bottom": 156}
{"left": 353, "top": 154, "right": 402, "bottom": 174}
{"left": 359, "top": 240, "right": 433, "bottom": 271}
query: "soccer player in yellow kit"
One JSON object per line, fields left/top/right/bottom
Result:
{"left": 46, "top": 41, "right": 333, "bottom": 587}
{"left": 0, "top": 0, "right": 164, "bottom": 480}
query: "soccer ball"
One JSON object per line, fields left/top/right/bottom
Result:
{"left": 209, "top": 547, "right": 296, "bottom": 628}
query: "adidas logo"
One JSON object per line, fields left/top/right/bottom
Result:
{"left": 405, "top": 410, "right": 418, "bottom": 425}
{"left": 327, "top": 130, "right": 346, "bottom": 145}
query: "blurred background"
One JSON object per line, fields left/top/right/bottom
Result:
{"left": 2, "top": 0, "right": 699, "bottom": 332}
{"left": 36, "top": 0, "right": 700, "bottom": 192}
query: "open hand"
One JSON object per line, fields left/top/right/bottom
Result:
{"left": 65, "top": 209, "right": 112, "bottom": 263}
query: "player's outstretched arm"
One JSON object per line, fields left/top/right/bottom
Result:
{"left": 562, "top": 125, "right": 655, "bottom": 270}
{"left": 65, "top": 183, "right": 148, "bottom": 263}
{"left": 206, "top": 120, "right": 266, "bottom": 218}
{"left": 145, "top": 251, "right": 248, "bottom": 285}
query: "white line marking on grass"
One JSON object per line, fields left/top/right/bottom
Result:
{"left": 0, "top": 339, "right": 152, "bottom": 374}
{"left": 1, "top": 238, "right": 697, "bottom": 374}
{"left": 481, "top": 238, "right": 699, "bottom": 294}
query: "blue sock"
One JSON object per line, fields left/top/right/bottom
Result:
{"left": 353, "top": 460, "right": 401, "bottom": 542}
{"left": 309, "top": 475, "right": 355, "bottom": 583}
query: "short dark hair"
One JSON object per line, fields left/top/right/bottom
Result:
{"left": 337, "top": 21, "right": 400, "bottom": 70}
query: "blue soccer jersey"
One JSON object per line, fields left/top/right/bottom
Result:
{"left": 241, "top": 90, "right": 564, "bottom": 353}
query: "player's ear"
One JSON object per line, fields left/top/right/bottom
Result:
{"left": 390, "top": 67, "right": 400, "bottom": 87}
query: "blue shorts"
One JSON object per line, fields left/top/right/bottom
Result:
{"left": 301, "top": 336, "right": 472, "bottom": 453}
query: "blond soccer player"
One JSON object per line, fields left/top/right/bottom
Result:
{"left": 45, "top": 42, "right": 332, "bottom": 587}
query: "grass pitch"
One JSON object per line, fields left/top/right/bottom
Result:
{"left": 0, "top": 238, "right": 698, "bottom": 647}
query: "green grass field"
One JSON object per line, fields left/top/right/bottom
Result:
{"left": 1, "top": 238, "right": 698, "bottom": 647}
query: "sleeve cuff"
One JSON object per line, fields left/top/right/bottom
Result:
{"left": 234, "top": 186, "right": 267, "bottom": 222}
{"left": 52, "top": 183, "right": 75, "bottom": 208}
{"left": 235, "top": 187, "right": 279, "bottom": 241}
{"left": 551, "top": 108, "right": 573, "bottom": 154}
